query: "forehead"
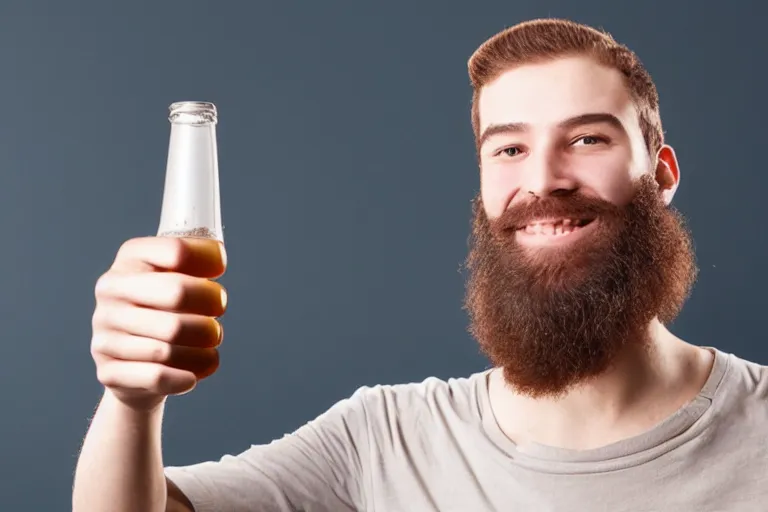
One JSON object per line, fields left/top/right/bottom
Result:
{"left": 478, "top": 56, "right": 637, "bottom": 133}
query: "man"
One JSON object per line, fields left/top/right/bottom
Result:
{"left": 72, "top": 18, "right": 768, "bottom": 512}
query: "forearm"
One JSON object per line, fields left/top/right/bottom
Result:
{"left": 73, "top": 390, "right": 168, "bottom": 512}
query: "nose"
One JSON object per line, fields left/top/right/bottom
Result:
{"left": 519, "top": 152, "right": 577, "bottom": 200}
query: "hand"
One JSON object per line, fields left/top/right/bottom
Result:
{"left": 90, "top": 236, "right": 228, "bottom": 411}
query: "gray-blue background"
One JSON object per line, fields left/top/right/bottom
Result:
{"left": 0, "top": 2, "right": 765, "bottom": 509}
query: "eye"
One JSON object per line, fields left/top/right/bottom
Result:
{"left": 497, "top": 146, "right": 523, "bottom": 157}
{"left": 572, "top": 135, "right": 608, "bottom": 146}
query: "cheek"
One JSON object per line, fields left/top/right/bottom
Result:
{"left": 576, "top": 152, "right": 638, "bottom": 206}
{"left": 580, "top": 169, "right": 635, "bottom": 206}
{"left": 480, "top": 165, "right": 517, "bottom": 218}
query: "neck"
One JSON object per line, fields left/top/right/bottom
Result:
{"left": 489, "top": 319, "right": 714, "bottom": 451}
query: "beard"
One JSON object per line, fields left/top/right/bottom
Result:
{"left": 464, "top": 174, "right": 697, "bottom": 399}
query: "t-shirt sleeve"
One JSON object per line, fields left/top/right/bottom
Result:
{"left": 163, "top": 387, "right": 372, "bottom": 512}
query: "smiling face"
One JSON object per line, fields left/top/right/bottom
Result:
{"left": 478, "top": 55, "right": 660, "bottom": 230}
{"left": 464, "top": 55, "right": 697, "bottom": 398}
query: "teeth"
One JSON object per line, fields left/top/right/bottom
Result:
{"left": 522, "top": 219, "right": 587, "bottom": 236}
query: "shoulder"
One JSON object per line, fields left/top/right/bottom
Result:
{"left": 707, "top": 348, "right": 768, "bottom": 408}
{"left": 344, "top": 370, "right": 491, "bottom": 429}
{"left": 720, "top": 350, "right": 768, "bottom": 397}
{"left": 701, "top": 349, "right": 768, "bottom": 451}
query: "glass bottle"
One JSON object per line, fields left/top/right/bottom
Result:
{"left": 157, "top": 101, "right": 224, "bottom": 243}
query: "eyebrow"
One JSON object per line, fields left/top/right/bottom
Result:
{"left": 477, "top": 112, "right": 627, "bottom": 149}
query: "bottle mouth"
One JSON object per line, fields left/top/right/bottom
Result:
{"left": 169, "top": 101, "right": 217, "bottom": 125}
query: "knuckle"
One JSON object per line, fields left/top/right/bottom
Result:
{"left": 90, "top": 334, "right": 108, "bottom": 355}
{"left": 115, "top": 238, "right": 139, "bottom": 263}
{"left": 165, "top": 238, "right": 188, "bottom": 269}
{"left": 163, "top": 314, "right": 185, "bottom": 342}
{"left": 165, "top": 274, "right": 189, "bottom": 309}
{"left": 94, "top": 272, "right": 114, "bottom": 300}
{"left": 96, "top": 364, "right": 116, "bottom": 387}
{"left": 147, "top": 366, "right": 172, "bottom": 392}
{"left": 116, "top": 238, "right": 133, "bottom": 256}
{"left": 91, "top": 304, "right": 111, "bottom": 330}
{"left": 146, "top": 365, "right": 164, "bottom": 388}
{"left": 149, "top": 342, "right": 172, "bottom": 363}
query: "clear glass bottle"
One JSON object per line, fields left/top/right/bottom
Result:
{"left": 157, "top": 101, "right": 224, "bottom": 243}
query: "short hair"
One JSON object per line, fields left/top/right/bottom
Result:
{"left": 468, "top": 19, "right": 663, "bottom": 157}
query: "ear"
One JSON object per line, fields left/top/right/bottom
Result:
{"left": 655, "top": 145, "right": 680, "bottom": 205}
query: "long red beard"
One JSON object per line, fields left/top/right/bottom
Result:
{"left": 464, "top": 175, "right": 697, "bottom": 398}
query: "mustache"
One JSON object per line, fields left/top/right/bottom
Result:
{"left": 492, "top": 193, "right": 620, "bottom": 233}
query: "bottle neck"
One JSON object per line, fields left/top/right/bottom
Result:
{"left": 158, "top": 103, "right": 222, "bottom": 242}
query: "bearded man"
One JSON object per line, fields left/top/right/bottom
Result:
{"left": 73, "top": 18, "right": 768, "bottom": 512}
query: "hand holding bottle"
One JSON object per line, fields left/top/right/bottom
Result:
{"left": 90, "top": 237, "right": 227, "bottom": 411}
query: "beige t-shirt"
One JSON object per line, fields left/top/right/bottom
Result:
{"left": 165, "top": 348, "right": 768, "bottom": 511}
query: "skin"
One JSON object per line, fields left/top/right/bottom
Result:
{"left": 73, "top": 237, "right": 223, "bottom": 511}
{"left": 476, "top": 55, "right": 714, "bottom": 451}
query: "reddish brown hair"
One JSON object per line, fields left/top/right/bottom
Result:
{"left": 468, "top": 19, "right": 663, "bottom": 157}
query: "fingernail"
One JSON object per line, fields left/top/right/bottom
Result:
{"left": 216, "top": 320, "right": 224, "bottom": 343}
{"left": 220, "top": 243, "right": 228, "bottom": 268}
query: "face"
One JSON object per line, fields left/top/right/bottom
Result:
{"left": 464, "top": 56, "right": 697, "bottom": 398}
{"left": 477, "top": 56, "right": 666, "bottom": 222}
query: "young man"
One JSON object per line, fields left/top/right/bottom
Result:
{"left": 72, "top": 18, "right": 768, "bottom": 512}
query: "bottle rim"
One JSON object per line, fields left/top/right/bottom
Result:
{"left": 168, "top": 101, "right": 217, "bottom": 125}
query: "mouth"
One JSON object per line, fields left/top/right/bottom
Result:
{"left": 515, "top": 217, "right": 597, "bottom": 246}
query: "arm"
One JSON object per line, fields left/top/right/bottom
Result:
{"left": 72, "top": 390, "right": 179, "bottom": 512}
{"left": 73, "top": 237, "right": 227, "bottom": 512}
{"left": 71, "top": 390, "right": 201, "bottom": 512}
{"left": 74, "top": 378, "right": 372, "bottom": 512}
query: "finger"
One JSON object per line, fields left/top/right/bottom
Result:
{"left": 92, "top": 333, "right": 220, "bottom": 377}
{"left": 96, "top": 360, "right": 198, "bottom": 396}
{"left": 93, "top": 305, "right": 222, "bottom": 348}
{"left": 111, "top": 236, "right": 226, "bottom": 278}
{"left": 95, "top": 272, "right": 227, "bottom": 317}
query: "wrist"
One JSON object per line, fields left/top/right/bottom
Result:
{"left": 102, "top": 388, "right": 167, "bottom": 420}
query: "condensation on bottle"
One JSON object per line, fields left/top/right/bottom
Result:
{"left": 157, "top": 101, "right": 224, "bottom": 243}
